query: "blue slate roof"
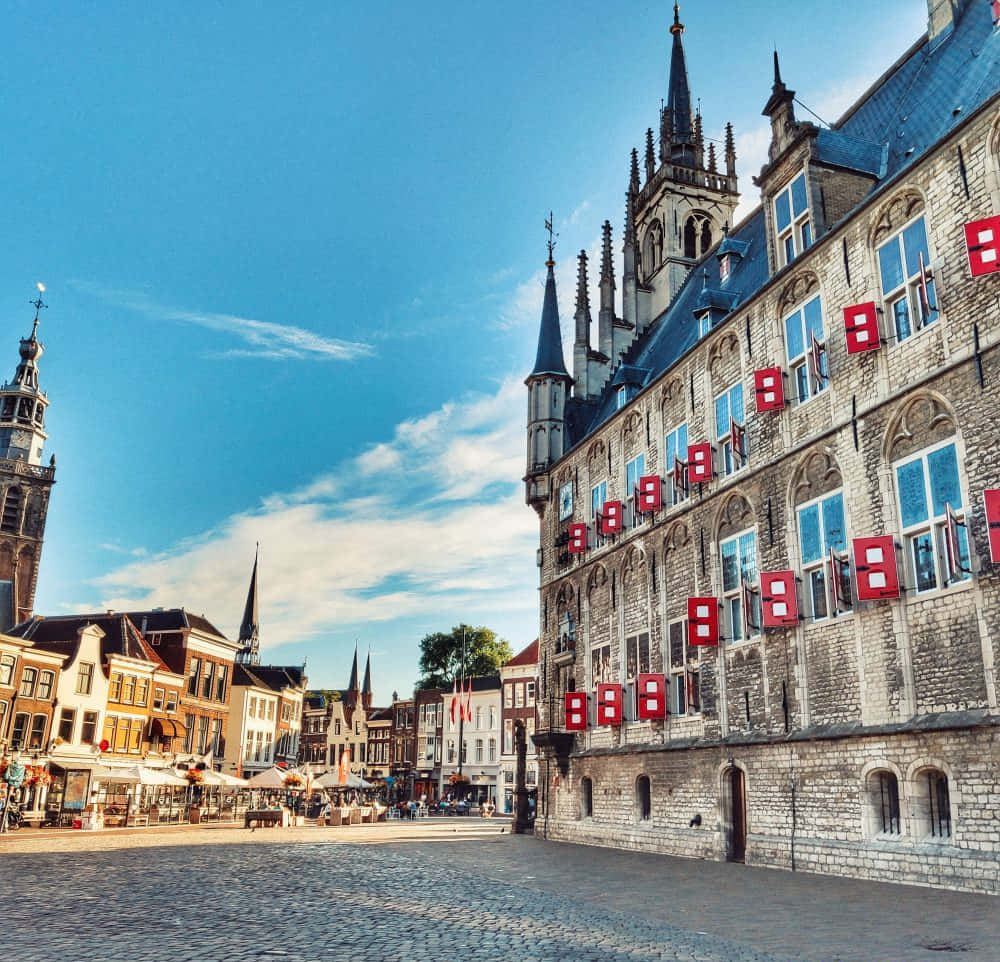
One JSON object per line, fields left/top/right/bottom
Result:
{"left": 563, "top": 3, "right": 999, "bottom": 451}
{"left": 530, "top": 263, "right": 570, "bottom": 379}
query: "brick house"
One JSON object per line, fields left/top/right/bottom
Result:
{"left": 389, "top": 695, "right": 415, "bottom": 797}
{"left": 525, "top": 0, "right": 1000, "bottom": 893}
{"left": 413, "top": 687, "right": 443, "bottom": 802}
{"left": 127, "top": 609, "right": 240, "bottom": 765}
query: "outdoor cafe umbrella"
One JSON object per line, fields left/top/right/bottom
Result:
{"left": 245, "top": 766, "right": 292, "bottom": 789}
{"left": 315, "top": 771, "right": 373, "bottom": 790}
{"left": 200, "top": 770, "right": 249, "bottom": 788}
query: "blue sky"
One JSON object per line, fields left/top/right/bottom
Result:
{"left": 2, "top": 0, "right": 927, "bottom": 703}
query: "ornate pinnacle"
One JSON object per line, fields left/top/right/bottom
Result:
{"left": 601, "top": 220, "right": 614, "bottom": 282}
{"left": 693, "top": 111, "right": 703, "bottom": 150}
{"left": 725, "top": 121, "right": 736, "bottom": 156}
{"left": 624, "top": 190, "right": 637, "bottom": 247}
{"left": 707, "top": 142, "right": 717, "bottom": 173}
{"left": 575, "top": 250, "right": 591, "bottom": 315}
{"left": 629, "top": 148, "right": 640, "bottom": 195}
{"left": 645, "top": 128, "right": 656, "bottom": 179}
{"left": 659, "top": 104, "right": 669, "bottom": 163}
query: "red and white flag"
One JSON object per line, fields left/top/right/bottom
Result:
{"left": 463, "top": 676, "right": 473, "bottom": 722}
{"left": 450, "top": 679, "right": 458, "bottom": 724}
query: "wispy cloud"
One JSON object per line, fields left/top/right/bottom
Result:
{"left": 74, "top": 281, "right": 373, "bottom": 362}
{"left": 93, "top": 376, "right": 538, "bottom": 654}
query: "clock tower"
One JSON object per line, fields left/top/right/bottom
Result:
{"left": 0, "top": 294, "right": 56, "bottom": 630}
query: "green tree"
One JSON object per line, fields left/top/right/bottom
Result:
{"left": 416, "top": 624, "right": 513, "bottom": 690}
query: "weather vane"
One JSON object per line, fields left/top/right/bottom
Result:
{"left": 29, "top": 282, "right": 47, "bottom": 335}
{"left": 544, "top": 211, "right": 558, "bottom": 265}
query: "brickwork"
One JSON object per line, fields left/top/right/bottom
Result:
{"left": 529, "top": 50, "right": 1000, "bottom": 893}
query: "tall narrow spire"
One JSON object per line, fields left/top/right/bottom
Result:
{"left": 236, "top": 545, "right": 261, "bottom": 666}
{"left": 600, "top": 221, "right": 615, "bottom": 284}
{"left": 348, "top": 645, "right": 360, "bottom": 692}
{"left": 644, "top": 127, "right": 656, "bottom": 181}
{"left": 529, "top": 245, "right": 569, "bottom": 378}
{"left": 575, "top": 251, "right": 591, "bottom": 338}
{"left": 725, "top": 121, "right": 737, "bottom": 178}
{"left": 629, "top": 148, "right": 641, "bottom": 195}
{"left": 361, "top": 653, "right": 372, "bottom": 710}
{"left": 707, "top": 141, "right": 717, "bottom": 173}
{"left": 666, "top": 2, "right": 693, "bottom": 158}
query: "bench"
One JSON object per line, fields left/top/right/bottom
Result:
{"left": 244, "top": 810, "right": 283, "bottom": 829}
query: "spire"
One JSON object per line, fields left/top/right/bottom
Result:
{"left": 629, "top": 148, "right": 641, "bottom": 195}
{"left": 725, "top": 121, "right": 737, "bottom": 178}
{"left": 600, "top": 221, "right": 615, "bottom": 284}
{"left": 693, "top": 110, "right": 704, "bottom": 168}
{"left": 529, "top": 253, "right": 570, "bottom": 378}
{"left": 348, "top": 645, "right": 360, "bottom": 692}
{"left": 707, "top": 141, "right": 717, "bottom": 173}
{"left": 644, "top": 127, "right": 656, "bottom": 181}
{"left": 574, "top": 250, "right": 592, "bottom": 345}
{"left": 236, "top": 546, "right": 261, "bottom": 665}
{"left": 361, "top": 653, "right": 372, "bottom": 710}
{"left": 666, "top": 2, "right": 693, "bottom": 155}
{"left": 624, "top": 184, "right": 637, "bottom": 249}
{"left": 763, "top": 49, "right": 796, "bottom": 118}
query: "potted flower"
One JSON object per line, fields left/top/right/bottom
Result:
{"left": 284, "top": 772, "right": 305, "bottom": 788}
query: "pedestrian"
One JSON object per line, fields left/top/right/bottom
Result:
{"left": 407, "top": 799, "right": 417, "bottom": 820}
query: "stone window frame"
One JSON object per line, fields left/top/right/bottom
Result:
{"left": 642, "top": 219, "right": 664, "bottom": 280}
{"left": 580, "top": 776, "right": 594, "bottom": 819}
{"left": 666, "top": 616, "right": 701, "bottom": 716}
{"left": 635, "top": 773, "right": 652, "bottom": 822}
{"left": 773, "top": 169, "right": 812, "bottom": 268}
{"left": 715, "top": 494, "right": 761, "bottom": 646}
{"left": 869, "top": 187, "right": 939, "bottom": 345}
{"left": 860, "top": 760, "right": 905, "bottom": 841}
{"left": 783, "top": 291, "right": 828, "bottom": 407}
{"left": 905, "top": 759, "right": 955, "bottom": 843}
{"left": 789, "top": 448, "right": 852, "bottom": 623}
{"left": 891, "top": 436, "right": 972, "bottom": 598}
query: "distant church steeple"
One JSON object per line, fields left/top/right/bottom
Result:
{"left": 362, "top": 653, "right": 373, "bottom": 711}
{"left": 236, "top": 546, "right": 261, "bottom": 665}
{"left": 0, "top": 287, "right": 56, "bottom": 630}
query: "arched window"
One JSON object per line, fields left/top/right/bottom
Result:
{"left": 580, "top": 776, "right": 593, "bottom": 818}
{"left": 912, "top": 768, "right": 951, "bottom": 840}
{"left": 643, "top": 221, "right": 663, "bottom": 279}
{"left": 866, "top": 769, "right": 901, "bottom": 837}
{"left": 1, "top": 487, "right": 22, "bottom": 534}
{"left": 683, "top": 218, "right": 697, "bottom": 259}
{"left": 701, "top": 221, "right": 712, "bottom": 255}
{"left": 635, "top": 774, "right": 651, "bottom": 821}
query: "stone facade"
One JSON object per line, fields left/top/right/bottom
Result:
{"left": 526, "top": 2, "right": 1000, "bottom": 893}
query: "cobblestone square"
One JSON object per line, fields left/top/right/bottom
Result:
{"left": 0, "top": 824, "right": 995, "bottom": 961}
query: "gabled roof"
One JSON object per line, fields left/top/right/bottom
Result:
{"left": 9, "top": 613, "right": 171, "bottom": 672}
{"left": 564, "top": 5, "right": 1000, "bottom": 454}
{"left": 505, "top": 639, "right": 539, "bottom": 668}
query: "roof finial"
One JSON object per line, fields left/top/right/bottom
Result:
{"left": 773, "top": 49, "right": 782, "bottom": 86}
{"left": 29, "top": 282, "right": 46, "bottom": 339}
{"left": 544, "top": 211, "right": 558, "bottom": 267}
{"left": 671, "top": 2, "right": 683, "bottom": 34}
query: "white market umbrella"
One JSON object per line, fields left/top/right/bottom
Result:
{"left": 245, "top": 765, "right": 292, "bottom": 788}
{"left": 315, "top": 771, "right": 372, "bottom": 789}
{"left": 200, "top": 770, "right": 248, "bottom": 787}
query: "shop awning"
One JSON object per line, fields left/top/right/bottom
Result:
{"left": 150, "top": 717, "right": 187, "bottom": 738}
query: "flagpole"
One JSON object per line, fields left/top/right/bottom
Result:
{"left": 457, "top": 628, "right": 466, "bottom": 780}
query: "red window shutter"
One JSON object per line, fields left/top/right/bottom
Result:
{"left": 984, "top": 489, "right": 1000, "bottom": 563}
{"left": 600, "top": 500, "right": 623, "bottom": 535}
{"left": 843, "top": 301, "right": 881, "bottom": 354}
{"left": 829, "top": 549, "right": 851, "bottom": 613}
{"left": 760, "top": 570, "right": 798, "bottom": 627}
{"left": 564, "top": 692, "right": 588, "bottom": 731}
{"left": 567, "top": 522, "right": 588, "bottom": 554}
{"left": 636, "top": 475, "right": 662, "bottom": 513}
{"left": 687, "top": 596, "right": 720, "bottom": 646}
{"left": 965, "top": 215, "right": 1000, "bottom": 277}
{"left": 852, "top": 536, "right": 901, "bottom": 601}
{"left": 687, "top": 443, "right": 713, "bottom": 484}
{"left": 636, "top": 673, "right": 666, "bottom": 720}
{"left": 754, "top": 367, "right": 785, "bottom": 412}
{"left": 596, "top": 683, "right": 623, "bottom": 726}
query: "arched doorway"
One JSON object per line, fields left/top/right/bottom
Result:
{"left": 722, "top": 766, "right": 747, "bottom": 862}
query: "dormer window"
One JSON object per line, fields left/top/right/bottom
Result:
{"left": 720, "top": 254, "right": 732, "bottom": 282}
{"left": 775, "top": 172, "right": 812, "bottom": 267}
{"left": 616, "top": 386, "right": 628, "bottom": 410}
{"left": 697, "top": 311, "right": 712, "bottom": 339}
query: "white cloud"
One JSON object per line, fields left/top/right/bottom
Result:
{"left": 73, "top": 281, "right": 373, "bottom": 362}
{"left": 93, "top": 377, "right": 538, "bottom": 653}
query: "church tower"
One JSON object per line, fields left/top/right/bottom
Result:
{"left": 236, "top": 547, "right": 261, "bottom": 665}
{"left": 524, "top": 230, "right": 572, "bottom": 516}
{"left": 624, "top": 3, "right": 740, "bottom": 326}
{"left": 0, "top": 290, "right": 56, "bottom": 630}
